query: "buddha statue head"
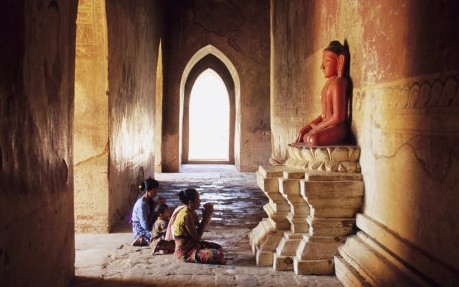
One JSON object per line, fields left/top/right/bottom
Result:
{"left": 322, "top": 40, "right": 348, "bottom": 78}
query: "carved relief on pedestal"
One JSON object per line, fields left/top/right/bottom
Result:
{"left": 285, "top": 145, "right": 361, "bottom": 173}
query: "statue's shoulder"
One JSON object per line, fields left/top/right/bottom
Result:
{"left": 328, "top": 76, "right": 348, "bottom": 89}
{"left": 330, "top": 76, "right": 348, "bottom": 84}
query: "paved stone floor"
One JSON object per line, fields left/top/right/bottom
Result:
{"left": 71, "top": 165, "right": 342, "bottom": 287}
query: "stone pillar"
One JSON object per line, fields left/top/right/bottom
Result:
{"left": 249, "top": 166, "right": 290, "bottom": 266}
{"left": 273, "top": 171, "right": 310, "bottom": 271}
{"left": 251, "top": 145, "right": 364, "bottom": 275}
{"left": 294, "top": 172, "right": 364, "bottom": 275}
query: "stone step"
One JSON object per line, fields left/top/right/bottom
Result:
{"left": 249, "top": 218, "right": 273, "bottom": 253}
{"left": 301, "top": 180, "right": 364, "bottom": 198}
{"left": 337, "top": 231, "right": 431, "bottom": 286}
{"left": 293, "top": 257, "right": 334, "bottom": 275}
{"left": 307, "top": 217, "right": 355, "bottom": 236}
{"left": 304, "top": 170, "right": 363, "bottom": 181}
{"left": 334, "top": 255, "right": 371, "bottom": 287}
{"left": 262, "top": 204, "right": 290, "bottom": 229}
{"left": 310, "top": 206, "right": 361, "bottom": 218}
{"left": 282, "top": 170, "right": 306, "bottom": 179}
{"left": 296, "top": 235, "right": 344, "bottom": 260}
{"left": 255, "top": 247, "right": 275, "bottom": 267}
{"left": 273, "top": 232, "right": 305, "bottom": 271}
{"left": 285, "top": 204, "right": 310, "bottom": 219}
{"left": 293, "top": 233, "right": 345, "bottom": 275}
{"left": 286, "top": 217, "right": 309, "bottom": 233}
{"left": 306, "top": 196, "right": 363, "bottom": 207}
{"left": 256, "top": 171, "right": 280, "bottom": 193}
{"left": 273, "top": 255, "right": 295, "bottom": 271}
{"left": 250, "top": 218, "right": 287, "bottom": 267}
{"left": 355, "top": 214, "right": 458, "bottom": 286}
{"left": 279, "top": 178, "right": 302, "bottom": 195}
{"left": 258, "top": 165, "right": 285, "bottom": 178}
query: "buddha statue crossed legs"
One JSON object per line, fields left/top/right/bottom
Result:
{"left": 292, "top": 41, "right": 349, "bottom": 146}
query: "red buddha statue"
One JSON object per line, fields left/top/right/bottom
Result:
{"left": 292, "top": 40, "right": 349, "bottom": 146}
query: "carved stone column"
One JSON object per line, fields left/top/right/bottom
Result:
{"left": 273, "top": 171, "right": 311, "bottom": 271}
{"left": 249, "top": 166, "right": 290, "bottom": 266}
{"left": 251, "top": 145, "right": 364, "bottom": 274}
{"left": 294, "top": 172, "right": 364, "bottom": 275}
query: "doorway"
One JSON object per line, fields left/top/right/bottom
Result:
{"left": 188, "top": 69, "right": 230, "bottom": 162}
{"left": 181, "top": 51, "right": 237, "bottom": 165}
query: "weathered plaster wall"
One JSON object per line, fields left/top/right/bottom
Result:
{"left": 106, "top": 0, "right": 164, "bottom": 229}
{"left": 74, "top": 0, "right": 110, "bottom": 233}
{"left": 162, "top": 0, "right": 271, "bottom": 172}
{"left": 0, "top": 0, "right": 78, "bottom": 286}
{"left": 271, "top": 0, "right": 459, "bottom": 284}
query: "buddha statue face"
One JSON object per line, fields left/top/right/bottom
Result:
{"left": 321, "top": 50, "right": 339, "bottom": 78}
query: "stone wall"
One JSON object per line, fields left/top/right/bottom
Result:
{"left": 162, "top": 0, "right": 271, "bottom": 172}
{"left": 270, "top": 0, "right": 459, "bottom": 285}
{"left": 106, "top": 0, "right": 165, "bottom": 229}
{"left": 0, "top": 0, "right": 78, "bottom": 286}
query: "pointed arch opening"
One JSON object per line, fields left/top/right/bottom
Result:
{"left": 188, "top": 68, "right": 230, "bottom": 161}
{"left": 180, "top": 45, "right": 240, "bottom": 167}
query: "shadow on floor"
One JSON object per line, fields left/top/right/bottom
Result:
{"left": 71, "top": 276, "right": 193, "bottom": 287}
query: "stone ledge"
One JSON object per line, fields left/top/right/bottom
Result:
{"left": 285, "top": 145, "right": 361, "bottom": 173}
{"left": 336, "top": 231, "right": 430, "bottom": 286}
{"left": 258, "top": 165, "right": 363, "bottom": 181}
{"left": 354, "top": 214, "right": 458, "bottom": 286}
{"left": 294, "top": 257, "right": 335, "bottom": 275}
{"left": 334, "top": 255, "right": 371, "bottom": 287}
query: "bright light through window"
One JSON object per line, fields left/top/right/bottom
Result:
{"left": 189, "top": 69, "right": 229, "bottom": 161}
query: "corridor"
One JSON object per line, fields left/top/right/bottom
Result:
{"left": 71, "top": 166, "right": 342, "bottom": 287}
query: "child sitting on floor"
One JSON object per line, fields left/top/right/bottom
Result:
{"left": 150, "top": 204, "right": 175, "bottom": 254}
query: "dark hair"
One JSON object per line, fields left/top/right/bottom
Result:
{"left": 139, "top": 177, "right": 159, "bottom": 192}
{"left": 155, "top": 203, "right": 169, "bottom": 215}
{"left": 178, "top": 188, "right": 198, "bottom": 204}
{"left": 324, "top": 40, "right": 347, "bottom": 55}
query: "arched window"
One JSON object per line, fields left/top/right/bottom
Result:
{"left": 188, "top": 69, "right": 229, "bottom": 161}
